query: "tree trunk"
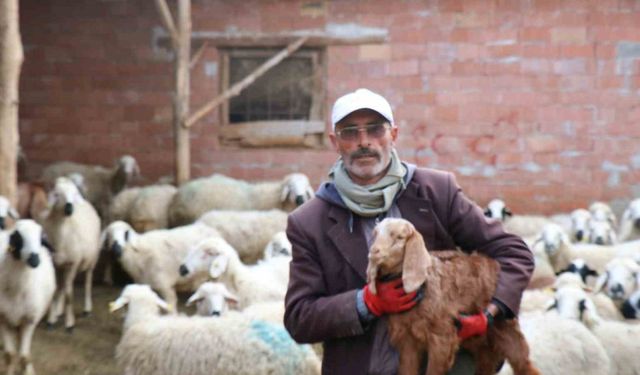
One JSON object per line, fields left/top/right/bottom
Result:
{"left": 174, "top": 0, "right": 191, "bottom": 185}
{"left": 0, "top": 0, "right": 23, "bottom": 204}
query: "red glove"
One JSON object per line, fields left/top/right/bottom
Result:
{"left": 363, "top": 278, "right": 419, "bottom": 317}
{"left": 455, "top": 310, "right": 492, "bottom": 340}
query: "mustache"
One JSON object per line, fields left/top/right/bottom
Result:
{"left": 350, "top": 148, "right": 380, "bottom": 160}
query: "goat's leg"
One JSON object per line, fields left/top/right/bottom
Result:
{"left": 63, "top": 263, "right": 80, "bottom": 332}
{"left": 424, "top": 341, "right": 458, "bottom": 375}
{"left": 396, "top": 339, "right": 423, "bottom": 375}
{"left": 495, "top": 327, "right": 540, "bottom": 375}
{"left": 1, "top": 324, "right": 18, "bottom": 375}
{"left": 83, "top": 266, "right": 95, "bottom": 316}
{"left": 17, "top": 322, "right": 36, "bottom": 375}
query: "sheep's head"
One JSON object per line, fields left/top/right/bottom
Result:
{"left": 0, "top": 195, "right": 19, "bottom": 230}
{"left": 263, "top": 231, "right": 292, "bottom": 260}
{"left": 570, "top": 208, "right": 591, "bottom": 243}
{"left": 553, "top": 269, "right": 591, "bottom": 291}
{"left": 367, "top": 218, "right": 431, "bottom": 295}
{"left": 100, "top": 221, "right": 136, "bottom": 258}
{"left": 589, "top": 201, "right": 617, "bottom": 227}
{"left": 6, "top": 219, "right": 52, "bottom": 268}
{"left": 555, "top": 258, "right": 598, "bottom": 285}
{"left": 280, "top": 173, "right": 314, "bottom": 207}
{"left": 186, "top": 281, "right": 238, "bottom": 317}
{"left": 484, "top": 199, "right": 512, "bottom": 221}
{"left": 548, "top": 286, "right": 598, "bottom": 324}
{"left": 593, "top": 257, "right": 640, "bottom": 301}
{"left": 622, "top": 198, "right": 640, "bottom": 231}
{"left": 535, "top": 223, "right": 570, "bottom": 257}
{"left": 588, "top": 219, "right": 616, "bottom": 245}
{"left": 51, "top": 177, "right": 84, "bottom": 216}
{"left": 179, "top": 237, "right": 235, "bottom": 279}
{"left": 109, "top": 284, "right": 171, "bottom": 329}
{"left": 111, "top": 155, "right": 140, "bottom": 194}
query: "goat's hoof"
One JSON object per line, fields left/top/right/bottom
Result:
{"left": 82, "top": 311, "right": 92, "bottom": 318}
{"left": 65, "top": 326, "right": 75, "bottom": 334}
{"left": 46, "top": 322, "right": 56, "bottom": 330}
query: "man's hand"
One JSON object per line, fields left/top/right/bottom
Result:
{"left": 363, "top": 278, "right": 419, "bottom": 317}
{"left": 454, "top": 310, "right": 493, "bottom": 340}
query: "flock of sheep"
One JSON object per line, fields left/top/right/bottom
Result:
{"left": 485, "top": 198, "right": 640, "bottom": 375}
{"left": 0, "top": 154, "right": 319, "bottom": 375}
{"left": 4, "top": 152, "right": 640, "bottom": 375}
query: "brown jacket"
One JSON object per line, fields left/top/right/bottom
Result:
{"left": 284, "top": 167, "right": 534, "bottom": 375}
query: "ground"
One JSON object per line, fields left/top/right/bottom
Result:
{"left": 0, "top": 283, "right": 198, "bottom": 375}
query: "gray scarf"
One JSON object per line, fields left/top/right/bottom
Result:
{"left": 329, "top": 148, "right": 407, "bottom": 217}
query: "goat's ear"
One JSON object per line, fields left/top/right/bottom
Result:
{"left": 401, "top": 226, "right": 431, "bottom": 293}
{"left": 366, "top": 261, "right": 379, "bottom": 295}
{"left": 593, "top": 272, "right": 609, "bottom": 293}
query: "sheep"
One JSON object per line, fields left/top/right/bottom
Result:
{"left": 168, "top": 173, "right": 314, "bottom": 227}
{"left": 110, "top": 284, "right": 320, "bottom": 375}
{"left": 179, "top": 237, "right": 290, "bottom": 309}
{"left": 551, "top": 286, "right": 640, "bottom": 375}
{"left": 484, "top": 198, "right": 512, "bottom": 220}
{"left": 40, "top": 155, "right": 140, "bottom": 220}
{"left": 589, "top": 201, "right": 617, "bottom": 228}
{"left": 555, "top": 258, "right": 599, "bottom": 285}
{"left": 483, "top": 199, "right": 554, "bottom": 239}
{"left": 42, "top": 177, "right": 101, "bottom": 331}
{"left": 263, "top": 230, "right": 292, "bottom": 260}
{"left": 621, "top": 288, "right": 640, "bottom": 319}
{"left": 186, "top": 281, "right": 239, "bottom": 317}
{"left": 526, "top": 238, "right": 556, "bottom": 289}
{"left": 497, "top": 312, "right": 611, "bottom": 375}
{"left": 101, "top": 220, "right": 218, "bottom": 308}
{"left": 366, "top": 218, "right": 539, "bottom": 375}
{"left": 551, "top": 272, "right": 624, "bottom": 321}
{"left": 618, "top": 198, "right": 640, "bottom": 242}
{"left": 128, "top": 184, "right": 177, "bottom": 232}
{"left": 108, "top": 186, "right": 141, "bottom": 223}
{"left": 0, "top": 220, "right": 56, "bottom": 375}
{"left": 570, "top": 208, "right": 592, "bottom": 243}
{"left": 0, "top": 196, "right": 19, "bottom": 230}
{"left": 197, "top": 209, "right": 288, "bottom": 264}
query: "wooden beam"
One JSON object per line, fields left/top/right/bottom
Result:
{"left": 154, "top": 0, "right": 179, "bottom": 48}
{"left": 184, "top": 35, "right": 309, "bottom": 129}
{"left": 189, "top": 41, "right": 208, "bottom": 70}
{"left": 0, "top": 0, "right": 23, "bottom": 204}
{"left": 173, "top": 0, "right": 191, "bottom": 185}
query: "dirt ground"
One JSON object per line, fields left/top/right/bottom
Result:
{"left": 0, "top": 283, "right": 197, "bottom": 375}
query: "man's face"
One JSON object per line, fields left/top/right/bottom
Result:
{"left": 329, "top": 109, "right": 398, "bottom": 186}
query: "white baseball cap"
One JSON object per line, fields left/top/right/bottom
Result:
{"left": 331, "top": 88, "right": 394, "bottom": 129}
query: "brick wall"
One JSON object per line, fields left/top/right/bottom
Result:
{"left": 18, "top": 0, "right": 640, "bottom": 215}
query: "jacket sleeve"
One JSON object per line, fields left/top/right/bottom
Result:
{"left": 284, "top": 213, "right": 366, "bottom": 343}
{"left": 443, "top": 173, "right": 534, "bottom": 316}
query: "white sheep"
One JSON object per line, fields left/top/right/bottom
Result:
{"left": 108, "top": 186, "right": 141, "bottom": 223}
{"left": 110, "top": 284, "right": 320, "bottom": 375}
{"left": 497, "top": 312, "right": 611, "bottom": 375}
{"left": 555, "top": 258, "right": 599, "bottom": 286}
{"left": 587, "top": 219, "right": 617, "bottom": 245}
{"left": 129, "top": 184, "right": 177, "bottom": 232}
{"left": 483, "top": 199, "right": 555, "bottom": 238}
{"left": 179, "top": 237, "right": 289, "bottom": 309}
{"left": 186, "top": 281, "right": 239, "bottom": 317}
{"left": 101, "top": 220, "right": 218, "bottom": 308}
{"left": 263, "top": 230, "right": 292, "bottom": 260}
{"left": 0, "top": 220, "right": 56, "bottom": 375}
{"left": 0, "top": 195, "right": 19, "bottom": 230}
{"left": 42, "top": 177, "right": 101, "bottom": 331}
{"left": 618, "top": 198, "right": 640, "bottom": 242}
{"left": 570, "top": 208, "right": 592, "bottom": 243}
{"left": 551, "top": 286, "right": 640, "bottom": 375}
{"left": 553, "top": 272, "right": 624, "bottom": 321}
{"left": 168, "top": 173, "right": 314, "bottom": 227}
{"left": 526, "top": 237, "right": 556, "bottom": 289}
{"left": 621, "top": 288, "right": 640, "bottom": 319}
{"left": 40, "top": 155, "right": 140, "bottom": 220}
{"left": 197, "top": 209, "right": 288, "bottom": 264}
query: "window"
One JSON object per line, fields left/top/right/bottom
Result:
{"left": 218, "top": 48, "right": 326, "bottom": 148}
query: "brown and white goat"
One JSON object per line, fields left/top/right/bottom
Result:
{"left": 366, "top": 218, "right": 539, "bottom": 375}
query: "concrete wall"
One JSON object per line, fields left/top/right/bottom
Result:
{"left": 18, "top": 0, "right": 640, "bottom": 214}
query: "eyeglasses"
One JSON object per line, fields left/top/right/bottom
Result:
{"left": 335, "top": 123, "right": 390, "bottom": 142}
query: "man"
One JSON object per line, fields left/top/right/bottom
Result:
{"left": 284, "top": 88, "right": 534, "bottom": 375}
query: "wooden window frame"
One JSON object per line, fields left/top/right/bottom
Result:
{"left": 217, "top": 47, "right": 326, "bottom": 148}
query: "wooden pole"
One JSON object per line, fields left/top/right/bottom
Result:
{"left": 0, "top": 0, "right": 23, "bottom": 204}
{"left": 174, "top": 0, "right": 191, "bottom": 185}
{"left": 184, "top": 35, "right": 308, "bottom": 129}
{"left": 155, "top": 0, "right": 179, "bottom": 48}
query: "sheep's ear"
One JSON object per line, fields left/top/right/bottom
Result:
{"left": 593, "top": 272, "right": 609, "bottom": 293}
{"left": 186, "top": 291, "right": 203, "bottom": 307}
{"left": 503, "top": 208, "right": 513, "bottom": 218}
{"left": 209, "top": 255, "right": 229, "bottom": 278}
{"left": 545, "top": 298, "right": 558, "bottom": 311}
{"left": 280, "top": 184, "right": 291, "bottom": 203}
{"left": 8, "top": 207, "right": 19, "bottom": 219}
{"left": 155, "top": 295, "right": 171, "bottom": 312}
{"left": 222, "top": 287, "right": 239, "bottom": 304}
{"left": 483, "top": 208, "right": 491, "bottom": 217}
{"left": 401, "top": 226, "right": 431, "bottom": 294}
{"left": 305, "top": 186, "right": 315, "bottom": 201}
{"left": 109, "top": 296, "right": 129, "bottom": 313}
